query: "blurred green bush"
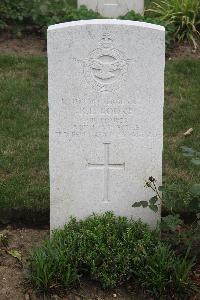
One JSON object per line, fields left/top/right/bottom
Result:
{"left": 0, "top": 0, "right": 199, "bottom": 48}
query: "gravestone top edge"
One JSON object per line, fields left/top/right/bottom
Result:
{"left": 48, "top": 19, "right": 165, "bottom": 32}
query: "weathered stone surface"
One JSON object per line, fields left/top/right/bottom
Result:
{"left": 78, "top": 0, "right": 144, "bottom": 17}
{"left": 48, "top": 20, "right": 165, "bottom": 230}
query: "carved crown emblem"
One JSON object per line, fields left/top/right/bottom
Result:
{"left": 84, "top": 33, "right": 128, "bottom": 92}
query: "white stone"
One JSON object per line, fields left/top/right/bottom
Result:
{"left": 48, "top": 19, "right": 165, "bottom": 230}
{"left": 78, "top": 0, "right": 144, "bottom": 17}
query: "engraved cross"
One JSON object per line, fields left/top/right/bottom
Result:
{"left": 88, "top": 143, "right": 125, "bottom": 203}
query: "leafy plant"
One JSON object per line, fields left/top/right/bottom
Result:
{"left": 1, "top": 0, "right": 176, "bottom": 49}
{"left": 132, "top": 176, "right": 161, "bottom": 212}
{"left": 132, "top": 177, "right": 200, "bottom": 260}
{"left": 28, "top": 212, "right": 159, "bottom": 291}
{"left": 162, "top": 213, "right": 200, "bottom": 259}
{"left": 181, "top": 145, "right": 200, "bottom": 166}
{"left": 190, "top": 184, "right": 200, "bottom": 197}
{"left": 133, "top": 176, "right": 200, "bottom": 213}
{"left": 172, "top": 253, "right": 197, "bottom": 296}
{"left": 30, "top": 4, "right": 101, "bottom": 29}
{"left": 28, "top": 213, "right": 199, "bottom": 297}
{"left": 161, "top": 214, "right": 183, "bottom": 232}
{"left": 137, "top": 243, "right": 197, "bottom": 298}
{"left": 29, "top": 239, "right": 79, "bottom": 290}
{"left": 149, "top": 0, "right": 200, "bottom": 48}
{"left": 0, "top": 1, "right": 101, "bottom": 35}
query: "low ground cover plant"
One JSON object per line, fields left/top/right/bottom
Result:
{"left": 28, "top": 212, "right": 198, "bottom": 298}
{"left": 133, "top": 177, "right": 200, "bottom": 264}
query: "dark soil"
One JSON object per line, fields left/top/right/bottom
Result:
{"left": 169, "top": 41, "right": 200, "bottom": 60}
{"left": 0, "top": 226, "right": 145, "bottom": 300}
{"left": 0, "top": 33, "right": 46, "bottom": 56}
{"left": 0, "top": 227, "right": 48, "bottom": 300}
{"left": 0, "top": 208, "right": 49, "bottom": 227}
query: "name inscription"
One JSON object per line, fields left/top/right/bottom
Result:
{"left": 56, "top": 93, "right": 141, "bottom": 139}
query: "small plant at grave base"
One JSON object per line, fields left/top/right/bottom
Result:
{"left": 148, "top": 0, "right": 200, "bottom": 48}
{"left": 27, "top": 212, "right": 199, "bottom": 298}
{"left": 132, "top": 176, "right": 161, "bottom": 213}
{"left": 137, "top": 242, "right": 198, "bottom": 298}
{"left": 133, "top": 176, "right": 200, "bottom": 268}
{"left": 133, "top": 175, "right": 200, "bottom": 214}
{"left": 28, "top": 212, "right": 159, "bottom": 291}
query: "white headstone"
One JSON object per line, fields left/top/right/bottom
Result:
{"left": 78, "top": 0, "right": 144, "bottom": 17}
{"left": 48, "top": 19, "right": 165, "bottom": 230}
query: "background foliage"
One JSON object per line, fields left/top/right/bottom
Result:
{"left": 0, "top": 0, "right": 100, "bottom": 35}
{"left": 149, "top": 0, "right": 200, "bottom": 48}
{"left": 1, "top": 0, "right": 199, "bottom": 48}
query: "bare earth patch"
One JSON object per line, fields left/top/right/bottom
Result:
{"left": 0, "top": 227, "right": 48, "bottom": 300}
{"left": 0, "top": 226, "right": 142, "bottom": 300}
{"left": 0, "top": 34, "right": 46, "bottom": 56}
{"left": 169, "top": 41, "right": 200, "bottom": 60}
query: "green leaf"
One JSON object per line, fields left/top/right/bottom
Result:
{"left": 190, "top": 184, "right": 200, "bottom": 196}
{"left": 161, "top": 214, "right": 183, "bottom": 232}
{"left": 132, "top": 202, "right": 142, "bottom": 207}
{"left": 181, "top": 146, "right": 195, "bottom": 155}
{"left": 191, "top": 158, "right": 200, "bottom": 166}
{"left": 8, "top": 250, "right": 22, "bottom": 261}
{"left": 140, "top": 201, "right": 149, "bottom": 208}
{"left": 149, "top": 204, "right": 158, "bottom": 213}
{"left": 149, "top": 196, "right": 158, "bottom": 205}
{"left": 182, "top": 152, "right": 195, "bottom": 157}
{"left": 189, "top": 197, "right": 200, "bottom": 210}
{"left": 132, "top": 201, "right": 148, "bottom": 208}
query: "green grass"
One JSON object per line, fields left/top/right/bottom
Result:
{"left": 164, "top": 59, "right": 200, "bottom": 212}
{"left": 0, "top": 55, "right": 199, "bottom": 214}
{"left": 0, "top": 55, "right": 49, "bottom": 211}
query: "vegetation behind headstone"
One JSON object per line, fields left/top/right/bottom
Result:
{"left": 0, "top": 0, "right": 199, "bottom": 48}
